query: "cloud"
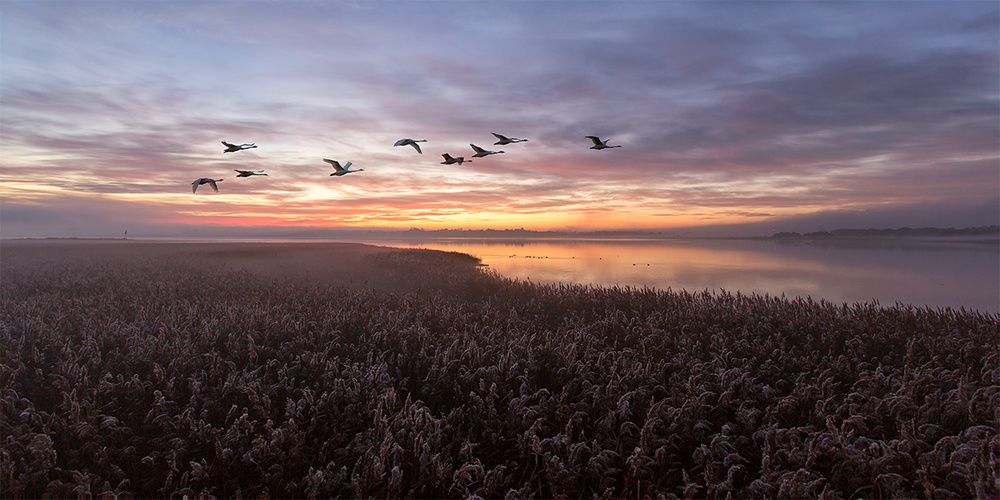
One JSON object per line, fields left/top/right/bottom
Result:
{"left": 0, "top": 192, "right": 173, "bottom": 237}
{"left": 1, "top": 1, "right": 996, "bottom": 235}
{"left": 679, "top": 197, "right": 1000, "bottom": 237}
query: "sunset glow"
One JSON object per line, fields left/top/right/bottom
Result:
{"left": 1, "top": 1, "right": 997, "bottom": 237}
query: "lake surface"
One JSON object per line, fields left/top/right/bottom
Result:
{"left": 363, "top": 237, "right": 999, "bottom": 313}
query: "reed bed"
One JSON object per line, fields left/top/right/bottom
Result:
{"left": 1, "top": 241, "right": 997, "bottom": 498}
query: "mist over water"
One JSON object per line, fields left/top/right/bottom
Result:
{"left": 371, "top": 238, "right": 999, "bottom": 313}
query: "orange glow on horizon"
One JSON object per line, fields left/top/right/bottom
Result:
{"left": 158, "top": 208, "right": 789, "bottom": 232}
{"left": 0, "top": 180, "right": 827, "bottom": 232}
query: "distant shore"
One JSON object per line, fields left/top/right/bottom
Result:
{"left": 6, "top": 224, "right": 996, "bottom": 244}
{"left": 0, "top": 239, "right": 481, "bottom": 293}
{"left": 769, "top": 225, "right": 999, "bottom": 241}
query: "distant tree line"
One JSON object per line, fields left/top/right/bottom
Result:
{"left": 771, "top": 225, "right": 999, "bottom": 239}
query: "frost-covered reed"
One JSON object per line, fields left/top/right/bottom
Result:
{"left": 1, "top": 241, "right": 997, "bottom": 498}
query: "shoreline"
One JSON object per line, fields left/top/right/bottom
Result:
{"left": 5, "top": 229, "right": 997, "bottom": 245}
{"left": 3, "top": 238, "right": 996, "bottom": 314}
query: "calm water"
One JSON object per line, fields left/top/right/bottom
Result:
{"left": 365, "top": 237, "right": 999, "bottom": 313}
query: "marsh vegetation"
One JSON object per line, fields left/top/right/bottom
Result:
{"left": 1, "top": 240, "right": 997, "bottom": 498}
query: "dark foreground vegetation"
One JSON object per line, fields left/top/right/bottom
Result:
{"left": 2, "top": 240, "right": 997, "bottom": 498}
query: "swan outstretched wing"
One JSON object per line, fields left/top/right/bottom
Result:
{"left": 192, "top": 178, "right": 221, "bottom": 193}
{"left": 323, "top": 158, "right": 345, "bottom": 172}
{"left": 492, "top": 132, "right": 527, "bottom": 144}
{"left": 394, "top": 138, "right": 424, "bottom": 153}
{"left": 441, "top": 153, "right": 470, "bottom": 164}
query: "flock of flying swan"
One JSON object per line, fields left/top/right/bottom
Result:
{"left": 193, "top": 135, "right": 620, "bottom": 193}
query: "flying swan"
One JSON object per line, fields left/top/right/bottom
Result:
{"left": 234, "top": 169, "right": 268, "bottom": 177}
{"left": 585, "top": 136, "right": 622, "bottom": 150}
{"left": 491, "top": 132, "right": 528, "bottom": 145}
{"left": 441, "top": 153, "right": 471, "bottom": 165}
{"left": 470, "top": 143, "right": 504, "bottom": 158}
{"left": 393, "top": 138, "right": 427, "bottom": 154}
{"left": 324, "top": 159, "right": 364, "bottom": 176}
{"left": 222, "top": 141, "right": 257, "bottom": 153}
{"left": 192, "top": 178, "right": 223, "bottom": 193}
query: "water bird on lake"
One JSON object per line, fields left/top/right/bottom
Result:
{"left": 234, "top": 169, "right": 268, "bottom": 177}
{"left": 491, "top": 132, "right": 528, "bottom": 145}
{"left": 192, "top": 178, "right": 223, "bottom": 193}
{"left": 324, "top": 159, "right": 363, "bottom": 176}
{"left": 470, "top": 143, "right": 504, "bottom": 158}
{"left": 222, "top": 141, "right": 257, "bottom": 153}
{"left": 441, "top": 153, "right": 471, "bottom": 165}
{"left": 586, "top": 136, "right": 622, "bottom": 150}
{"left": 394, "top": 138, "right": 427, "bottom": 154}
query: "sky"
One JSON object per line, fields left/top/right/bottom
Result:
{"left": 1, "top": 1, "right": 998, "bottom": 237}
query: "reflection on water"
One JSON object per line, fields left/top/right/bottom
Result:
{"left": 369, "top": 238, "right": 999, "bottom": 313}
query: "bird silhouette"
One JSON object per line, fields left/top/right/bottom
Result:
{"left": 585, "top": 136, "right": 622, "bottom": 150}
{"left": 441, "top": 153, "right": 471, "bottom": 165}
{"left": 324, "top": 159, "right": 364, "bottom": 176}
{"left": 470, "top": 143, "right": 504, "bottom": 158}
{"left": 222, "top": 141, "right": 257, "bottom": 153}
{"left": 234, "top": 169, "right": 268, "bottom": 177}
{"left": 491, "top": 132, "right": 528, "bottom": 145}
{"left": 192, "top": 178, "right": 223, "bottom": 193}
{"left": 394, "top": 138, "right": 427, "bottom": 154}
